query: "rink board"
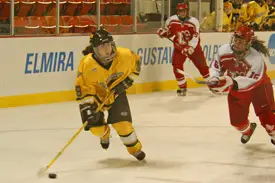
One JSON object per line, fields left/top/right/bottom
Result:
{"left": 1, "top": 32, "right": 275, "bottom": 107}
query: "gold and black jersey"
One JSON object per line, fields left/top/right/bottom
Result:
{"left": 75, "top": 47, "right": 141, "bottom": 111}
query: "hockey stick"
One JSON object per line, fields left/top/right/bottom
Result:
{"left": 37, "top": 90, "right": 115, "bottom": 177}
{"left": 176, "top": 69, "right": 209, "bottom": 84}
{"left": 164, "top": 32, "right": 211, "bottom": 84}
{"left": 176, "top": 68, "right": 227, "bottom": 96}
{"left": 176, "top": 68, "right": 228, "bottom": 97}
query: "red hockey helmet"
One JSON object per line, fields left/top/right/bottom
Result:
{"left": 231, "top": 25, "right": 255, "bottom": 54}
{"left": 234, "top": 25, "right": 255, "bottom": 41}
{"left": 176, "top": 3, "right": 188, "bottom": 11}
{"left": 176, "top": 3, "right": 189, "bottom": 21}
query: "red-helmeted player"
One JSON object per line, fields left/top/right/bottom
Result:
{"left": 208, "top": 25, "right": 275, "bottom": 145}
{"left": 157, "top": 3, "right": 210, "bottom": 96}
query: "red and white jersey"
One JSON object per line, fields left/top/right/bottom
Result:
{"left": 209, "top": 44, "right": 266, "bottom": 92}
{"left": 165, "top": 15, "right": 200, "bottom": 50}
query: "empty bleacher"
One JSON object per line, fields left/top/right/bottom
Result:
{"left": 0, "top": 0, "right": 150, "bottom": 34}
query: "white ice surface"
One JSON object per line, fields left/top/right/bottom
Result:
{"left": 1, "top": 87, "right": 275, "bottom": 183}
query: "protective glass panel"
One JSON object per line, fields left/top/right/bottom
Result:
{"left": 136, "top": 0, "right": 163, "bottom": 33}
{"left": 13, "top": 0, "right": 58, "bottom": 35}
{"left": 0, "top": 0, "right": 11, "bottom": 35}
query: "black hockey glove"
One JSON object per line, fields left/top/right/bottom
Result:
{"left": 79, "top": 102, "right": 100, "bottom": 131}
{"left": 112, "top": 76, "right": 133, "bottom": 95}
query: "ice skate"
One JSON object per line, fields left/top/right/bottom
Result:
{"left": 133, "top": 151, "right": 146, "bottom": 161}
{"left": 177, "top": 88, "right": 187, "bottom": 96}
{"left": 100, "top": 137, "right": 110, "bottom": 149}
{"left": 241, "top": 123, "right": 257, "bottom": 144}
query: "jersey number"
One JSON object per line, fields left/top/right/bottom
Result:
{"left": 250, "top": 72, "right": 259, "bottom": 80}
{"left": 212, "top": 60, "right": 220, "bottom": 69}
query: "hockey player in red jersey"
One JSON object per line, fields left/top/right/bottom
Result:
{"left": 208, "top": 25, "right": 275, "bottom": 145}
{"left": 157, "top": 3, "right": 210, "bottom": 96}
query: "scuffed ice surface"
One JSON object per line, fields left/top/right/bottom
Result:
{"left": 1, "top": 87, "right": 275, "bottom": 183}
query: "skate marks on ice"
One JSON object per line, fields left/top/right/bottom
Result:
{"left": 0, "top": 127, "right": 76, "bottom": 133}
{"left": 201, "top": 143, "right": 275, "bottom": 169}
{"left": 97, "top": 157, "right": 182, "bottom": 169}
{"left": 200, "top": 160, "right": 275, "bottom": 183}
{"left": 248, "top": 174, "right": 275, "bottom": 183}
{"left": 244, "top": 143, "right": 275, "bottom": 157}
{"left": 184, "top": 88, "right": 220, "bottom": 97}
{"left": 97, "top": 158, "right": 147, "bottom": 168}
{"left": 55, "top": 158, "right": 182, "bottom": 175}
{"left": 140, "top": 89, "right": 225, "bottom": 113}
{"left": 199, "top": 143, "right": 275, "bottom": 183}
{"left": 201, "top": 160, "right": 275, "bottom": 171}
{"left": 136, "top": 176, "right": 200, "bottom": 183}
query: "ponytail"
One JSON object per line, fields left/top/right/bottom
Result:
{"left": 251, "top": 38, "right": 270, "bottom": 57}
{"left": 82, "top": 45, "right": 93, "bottom": 56}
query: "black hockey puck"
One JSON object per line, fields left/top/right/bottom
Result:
{"left": 48, "top": 173, "right": 57, "bottom": 179}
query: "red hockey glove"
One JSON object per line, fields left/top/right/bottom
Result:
{"left": 157, "top": 28, "right": 168, "bottom": 38}
{"left": 207, "top": 76, "right": 234, "bottom": 94}
{"left": 181, "top": 45, "right": 194, "bottom": 55}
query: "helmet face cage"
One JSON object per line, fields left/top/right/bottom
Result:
{"left": 90, "top": 29, "right": 117, "bottom": 64}
{"left": 93, "top": 41, "right": 117, "bottom": 65}
{"left": 230, "top": 25, "right": 255, "bottom": 55}
{"left": 176, "top": 3, "right": 189, "bottom": 21}
{"left": 230, "top": 35, "right": 250, "bottom": 55}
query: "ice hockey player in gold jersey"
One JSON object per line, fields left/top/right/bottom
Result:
{"left": 75, "top": 28, "right": 145, "bottom": 161}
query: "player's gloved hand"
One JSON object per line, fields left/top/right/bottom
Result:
{"left": 112, "top": 76, "right": 134, "bottom": 95}
{"left": 157, "top": 28, "right": 168, "bottom": 38}
{"left": 79, "top": 102, "right": 100, "bottom": 131}
{"left": 207, "top": 76, "right": 233, "bottom": 94}
{"left": 181, "top": 45, "right": 194, "bottom": 55}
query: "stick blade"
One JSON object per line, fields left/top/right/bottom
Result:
{"left": 37, "top": 167, "right": 47, "bottom": 178}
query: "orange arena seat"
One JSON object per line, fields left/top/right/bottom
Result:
{"left": 100, "top": 15, "right": 116, "bottom": 32}
{"left": 24, "top": 16, "right": 41, "bottom": 34}
{"left": 107, "top": 15, "right": 122, "bottom": 32}
{"left": 121, "top": 0, "right": 130, "bottom": 15}
{"left": 119, "top": 15, "right": 132, "bottom": 32}
{"left": 80, "top": 0, "right": 95, "bottom": 15}
{"left": 100, "top": 0, "right": 109, "bottom": 15}
{"left": 17, "top": 0, "right": 36, "bottom": 16}
{"left": 64, "top": 0, "right": 81, "bottom": 16}
{"left": 47, "top": 0, "right": 66, "bottom": 16}
{"left": 42, "top": 16, "right": 56, "bottom": 33}
{"left": 33, "top": 0, "right": 52, "bottom": 16}
{"left": 75, "top": 15, "right": 96, "bottom": 32}
{"left": 60, "top": 15, "right": 77, "bottom": 33}
{"left": 14, "top": 16, "right": 28, "bottom": 33}
{"left": 107, "top": 0, "right": 124, "bottom": 15}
